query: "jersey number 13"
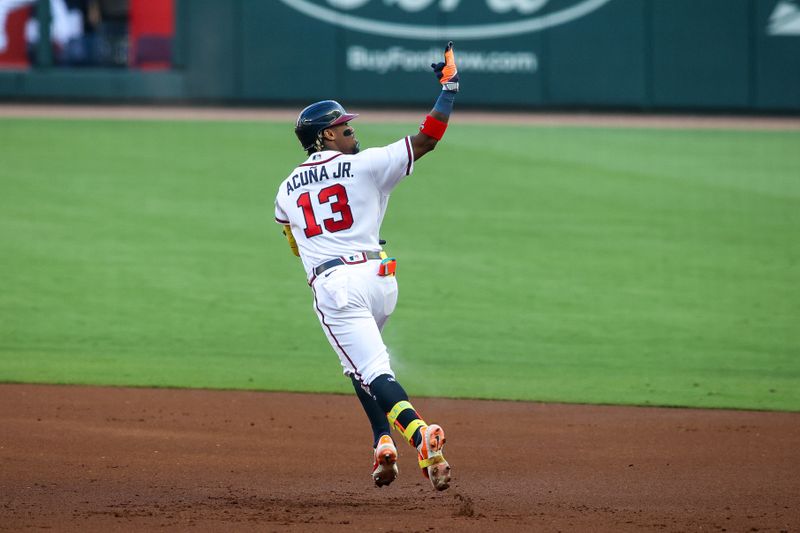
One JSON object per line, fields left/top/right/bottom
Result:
{"left": 296, "top": 184, "right": 354, "bottom": 238}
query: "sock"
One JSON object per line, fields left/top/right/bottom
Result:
{"left": 369, "top": 374, "right": 426, "bottom": 448}
{"left": 351, "top": 375, "right": 391, "bottom": 448}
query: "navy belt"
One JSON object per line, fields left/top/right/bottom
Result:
{"left": 313, "top": 251, "right": 383, "bottom": 277}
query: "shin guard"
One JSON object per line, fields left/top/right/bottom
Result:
{"left": 370, "top": 374, "right": 427, "bottom": 447}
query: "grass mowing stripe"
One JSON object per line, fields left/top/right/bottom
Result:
{"left": 1, "top": 118, "right": 798, "bottom": 410}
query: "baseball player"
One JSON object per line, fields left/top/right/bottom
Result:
{"left": 274, "top": 43, "right": 459, "bottom": 491}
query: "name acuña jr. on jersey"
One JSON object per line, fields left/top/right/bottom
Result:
{"left": 285, "top": 161, "right": 353, "bottom": 195}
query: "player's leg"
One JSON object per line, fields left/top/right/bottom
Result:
{"left": 311, "top": 267, "right": 400, "bottom": 486}
{"left": 350, "top": 375, "right": 397, "bottom": 487}
{"left": 364, "top": 270, "right": 450, "bottom": 490}
{"left": 310, "top": 269, "right": 395, "bottom": 383}
{"left": 366, "top": 375, "right": 422, "bottom": 446}
{"left": 367, "top": 375, "right": 450, "bottom": 491}
{"left": 350, "top": 374, "right": 391, "bottom": 447}
{"left": 312, "top": 265, "right": 449, "bottom": 490}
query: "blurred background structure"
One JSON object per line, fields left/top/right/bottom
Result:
{"left": 1, "top": 0, "right": 799, "bottom": 110}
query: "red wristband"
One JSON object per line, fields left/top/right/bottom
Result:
{"left": 420, "top": 114, "right": 448, "bottom": 140}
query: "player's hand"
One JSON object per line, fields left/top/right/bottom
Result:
{"left": 431, "top": 41, "right": 459, "bottom": 92}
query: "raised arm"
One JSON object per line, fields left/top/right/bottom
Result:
{"left": 411, "top": 42, "right": 459, "bottom": 161}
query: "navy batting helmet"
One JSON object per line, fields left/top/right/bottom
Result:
{"left": 295, "top": 100, "right": 359, "bottom": 154}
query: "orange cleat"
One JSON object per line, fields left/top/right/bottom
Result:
{"left": 417, "top": 424, "right": 451, "bottom": 491}
{"left": 372, "top": 434, "right": 398, "bottom": 488}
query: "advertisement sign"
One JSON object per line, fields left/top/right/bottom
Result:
{"left": 2, "top": 0, "right": 799, "bottom": 110}
{"left": 276, "top": 0, "right": 614, "bottom": 40}
{"left": 242, "top": 0, "right": 627, "bottom": 106}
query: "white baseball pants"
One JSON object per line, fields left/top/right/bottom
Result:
{"left": 310, "top": 259, "right": 398, "bottom": 386}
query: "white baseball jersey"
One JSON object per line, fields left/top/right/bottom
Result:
{"left": 275, "top": 137, "right": 414, "bottom": 278}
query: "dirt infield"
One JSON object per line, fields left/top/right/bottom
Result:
{"left": 1, "top": 384, "right": 799, "bottom": 532}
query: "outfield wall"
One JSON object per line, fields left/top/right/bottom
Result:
{"left": 1, "top": 0, "right": 799, "bottom": 111}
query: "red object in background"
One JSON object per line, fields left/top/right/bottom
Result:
{"left": 128, "top": 0, "right": 174, "bottom": 70}
{"left": 0, "top": 5, "right": 32, "bottom": 69}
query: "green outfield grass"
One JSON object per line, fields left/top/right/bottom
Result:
{"left": 1, "top": 117, "right": 798, "bottom": 411}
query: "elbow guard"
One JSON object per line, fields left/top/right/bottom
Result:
{"left": 283, "top": 225, "right": 300, "bottom": 257}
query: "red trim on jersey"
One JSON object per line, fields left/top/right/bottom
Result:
{"left": 300, "top": 153, "right": 343, "bottom": 167}
{"left": 404, "top": 136, "right": 413, "bottom": 175}
{"left": 311, "top": 283, "right": 362, "bottom": 380}
{"left": 275, "top": 217, "right": 289, "bottom": 224}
